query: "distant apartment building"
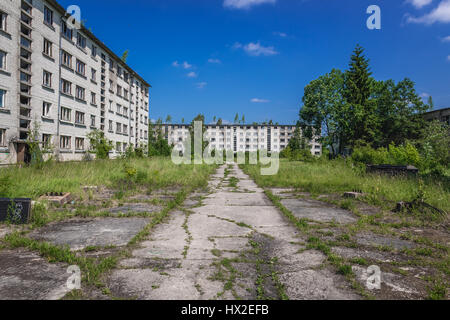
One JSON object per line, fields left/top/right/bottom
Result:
{"left": 154, "top": 124, "right": 322, "bottom": 156}
{"left": 422, "top": 107, "right": 450, "bottom": 126}
{"left": 0, "top": 0, "right": 150, "bottom": 165}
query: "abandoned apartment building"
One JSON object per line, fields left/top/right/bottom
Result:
{"left": 154, "top": 124, "right": 323, "bottom": 156}
{"left": 0, "top": 0, "right": 151, "bottom": 165}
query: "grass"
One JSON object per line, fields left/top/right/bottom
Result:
{"left": 0, "top": 157, "right": 216, "bottom": 199}
{"left": 241, "top": 159, "right": 449, "bottom": 213}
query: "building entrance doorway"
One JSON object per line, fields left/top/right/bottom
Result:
{"left": 16, "top": 143, "right": 31, "bottom": 164}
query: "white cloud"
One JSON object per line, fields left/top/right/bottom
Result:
{"left": 196, "top": 82, "right": 207, "bottom": 89}
{"left": 420, "top": 92, "right": 431, "bottom": 98}
{"left": 187, "top": 72, "right": 197, "bottom": 78}
{"left": 273, "top": 31, "right": 287, "bottom": 38}
{"left": 233, "top": 42, "right": 278, "bottom": 56}
{"left": 208, "top": 58, "right": 221, "bottom": 64}
{"left": 251, "top": 98, "right": 270, "bottom": 103}
{"left": 406, "top": 0, "right": 433, "bottom": 9}
{"left": 447, "top": 55, "right": 450, "bottom": 61}
{"left": 442, "top": 35, "right": 450, "bottom": 41}
{"left": 172, "top": 60, "right": 193, "bottom": 69}
{"left": 407, "top": 0, "right": 450, "bottom": 24}
{"left": 223, "top": 0, "right": 276, "bottom": 10}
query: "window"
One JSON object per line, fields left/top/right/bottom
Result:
{"left": 61, "top": 21, "right": 72, "bottom": 39}
{"left": 116, "top": 142, "right": 121, "bottom": 152}
{"left": 89, "top": 92, "right": 95, "bottom": 105}
{"left": 0, "top": 11, "right": 7, "bottom": 31}
{"left": 116, "top": 104, "right": 121, "bottom": 114}
{"left": 60, "top": 136, "right": 71, "bottom": 149}
{"left": 61, "top": 107, "right": 71, "bottom": 121}
{"left": 117, "top": 85, "right": 122, "bottom": 97}
{"left": 91, "top": 45, "right": 97, "bottom": 57}
{"left": 123, "top": 125, "right": 128, "bottom": 135}
{"left": 116, "top": 123, "right": 121, "bottom": 133}
{"left": 108, "top": 120, "right": 113, "bottom": 132}
{"left": 42, "top": 102, "right": 51, "bottom": 117}
{"left": 0, "top": 89, "right": 6, "bottom": 108}
{"left": 75, "top": 137, "right": 84, "bottom": 150}
{"left": 124, "top": 89, "right": 128, "bottom": 100}
{"left": 61, "top": 79, "right": 72, "bottom": 95}
{"left": 123, "top": 107, "right": 128, "bottom": 117}
{"left": 0, "top": 50, "right": 6, "bottom": 70}
{"left": 90, "top": 115, "right": 96, "bottom": 127}
{"left": 117, "top": 66, "right": 122, "bottom": 77}
{"left": 91, "top": 68, "right": 96, "bottom": 81}
{"left": 43, "top": 39, "right": 52, "bottom": 57}
{"left": 75, "top": 111, "right": 85, "bottom": 124}
{"left": 61, "top": 51, "right": 72, "bottom": 68}
{"left": 43, "top": 70, "right": 52, "bottom": 87}
{"left": 20, "top": 36, "right": 31, "bottom": 49}
{"left": 109, "top": 58, "right": 114, "bottom": 71}
{"left": 44, "top": 6, "right": 53, "bottom": 25}
{"left": 42, "top": 134, "right": 51, "bottom": 148}
{"left": 0, "top": 129, "right": 5, "bottom": 147}
{"left": 75, "top": 86, "right": 85, "bottom": 100}
{"left": 76, "top": 32, "right": 86, "bottom": 49}
{"left": 76, "top": 59, "right": 85, "bottom": 75}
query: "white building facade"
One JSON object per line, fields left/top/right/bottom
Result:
{"left": 156, "top": 124, "right": 322, "bottom": 156}
{"left": 0, "top": 0, "right": 150, "bottom": 165}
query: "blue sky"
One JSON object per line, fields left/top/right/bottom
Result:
{"left": 59, "top": 0, "right": 450, "bottom": 124}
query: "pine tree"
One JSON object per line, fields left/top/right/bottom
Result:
{"left": 343, "top": 44, "right": 376, "bottom": 148}
{"left": 427, "top": 96, "right": 434, "bottom": 110}
{"left": 234, "top": 113, "right": 239, "bottom": 124}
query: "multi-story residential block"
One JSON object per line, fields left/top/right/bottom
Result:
{"left": 153, "top": 124, "right": 322, "bottom": 156}
{"left": 422, "top": 107, "right": 450, "bottom": 126}
{"left": 0, "top": 0, "right": 150, "bottom": 165}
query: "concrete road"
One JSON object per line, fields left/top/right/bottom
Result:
{"left": 107, "top": 163, "right": 358, "bottom": 300}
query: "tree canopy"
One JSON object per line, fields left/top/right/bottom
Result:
{"left": 299, "top": 45, "right": 429, "bottom": 155}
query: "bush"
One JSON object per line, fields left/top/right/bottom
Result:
{"left": 352, "top": 143, "right": 423, "bottom": 169}
{"left": 87, "top": 130, "right": 113, "bottom": 159}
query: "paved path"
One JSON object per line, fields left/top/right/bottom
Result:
{"left": 108, "top": 163, "right": 358, "bottom": 300}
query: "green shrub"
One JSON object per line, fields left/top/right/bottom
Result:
{"left": 87, "top": 130, "right": 113, "bottom": 159}
{"left": 352, "top": 143, "right": 423, "bottom": 169}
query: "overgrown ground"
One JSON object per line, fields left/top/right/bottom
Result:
{"left": 241, "top": 159, "right": 449, "bottom": 300}
{"left": 0, "top": 157, "right": 214, "bottom": 199}
{"left": 0, "top": 158, "right": 217, "bottom": 299}
{"left": 242, "top": 159, "right": 449, "bottom": 213}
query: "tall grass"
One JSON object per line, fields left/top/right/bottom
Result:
{"left": 0, "top": 157, "right": 216, "bottom": 199}
{"left": 242, "top": 159, "right": 449, "bottom": 212}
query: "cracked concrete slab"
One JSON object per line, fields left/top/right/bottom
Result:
{"left": 107, "top": 163, "right": 358, "bottom": 300}
{"left": 30, "top": 217, "right": 150, "bottom": 250}
{"left": 0, "top": 249, "right": 72, "bottom": 300}
{"left": 280, "top": 198, "right": 357, "bottom": 224}
{"left": 356, "top": 234, "right": 416, "bottom": 250}
{"left": 108, "top": 203, "right": 162, "bottom": 215}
